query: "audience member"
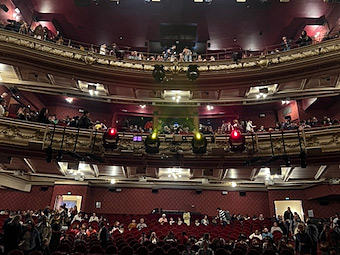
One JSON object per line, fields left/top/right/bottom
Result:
{"left": 137, "top": 218, "right": 147, "bottom": 230}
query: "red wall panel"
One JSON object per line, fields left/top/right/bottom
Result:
{"left": 0, "top": 186, "right": 53, "bottom": 211}
{"left": 86, "top": 188, "right": 270, "bottom": 217}
{"left": 0, "top": 185, "right": 339, "bottom": 219}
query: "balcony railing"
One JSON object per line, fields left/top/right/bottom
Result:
{"left": 1, "top": 28, "right": 340, "bottom": 75}
{"left": 1, "top": 118, "right": 340, "bottom": 162}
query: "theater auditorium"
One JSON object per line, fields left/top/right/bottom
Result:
{"left": 1, "top": 0, "right": 340, "bottom": 255}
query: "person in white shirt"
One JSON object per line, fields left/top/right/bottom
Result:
{"left": 158, "top": 214, "right": 168, "bottom": 225}
{"left": 100, "top": 43, "right": 107, "bottom": 55}
{"left": 271, "top": 221, "right": 283, "bottom": 234}
{"left": 201, "top": 215, "right": 209, "bottom": 226}
{"left": 89, "top": 213, "right": 99, "bottom": 222}
{"left": 0, "top": 98, "right": 5, "bottom": 117}
{"left": 246, "top": 120, "right": 256, "bottom": 133}
{"left": 72, "top": 212, "right": 83, "bottom": 223}
{"left": 169, "top": 217, "right": 175, "bottom": 225}
{"left": 249, "top": 229, "right": 263, "bottom": 240}
{"left": 194, "top": 219, "right": 200, "bottom": 226}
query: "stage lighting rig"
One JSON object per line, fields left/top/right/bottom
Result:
{"left": 152, "top": 65, "right": 166, "bottom": 83}
{"left": 145, "top": 132, "right": 160, "bottom": 153}
{"left": 229, "top": 129, "right": 245, "bottom": 152}
{"left": 192, "top": 133, "right": 207, "bottom": 154}
{"left": 187, "top": 65, "right": 200, "bottom": 81}
{"left": 103, "top": 127, "right": 119, "bottom": 149}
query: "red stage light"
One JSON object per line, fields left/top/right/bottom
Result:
{"left": 231, "top": 130, "right": 240, "bottom": 139}
{"left": 109, "top": 128, "right": 117, "bottom": 136}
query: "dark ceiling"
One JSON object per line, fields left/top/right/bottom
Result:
{"left": 10, "top": 0, "right": 340, "bottom": 52}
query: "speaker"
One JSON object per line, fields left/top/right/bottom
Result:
{"left": 152, "top": 189, "right": 158, "bottom": 194}
{"left": 40, "top": 186, "right": 49, "bottom": 191}
{"left": 239, "top": 192, "right": 246, "bottom": 197}
{"left": 196, "top": 189, "right": 202, "bottom": 194}
{"left": 319, "top": 200, "right": 329, "bottom": 206}
{"left": 0, "top": 4, "right": 9, "bottom": 12}
{"left": 109, "top": 188, "right": 116, "bottom": 192}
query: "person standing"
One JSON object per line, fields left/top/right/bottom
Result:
{"left": 4, "top": 215, "right": 22, "bottom": 254}
{"left": 78, "top": 110, "right": 92, "bottom": 129}
{"left": 217, "top": 208, "right": 227, "bottom": 226}
{"left": 20, "top": 220, "right": 41, "bottom": 255}
{"left": 305, "top": 219, "right": 318, "bottom": 255}
{"left": 295, "top": 223, "right": 312, "bottom": 255}
{"left": 183, "top": 211, "right": 191, "bottom": 226}
{"left": 284, "top": 207, "right": 293, "bottom": 237}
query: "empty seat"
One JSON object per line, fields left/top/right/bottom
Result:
{"left": 136, "top": 246, "right": 149, "bottom": 255}
{"left": 153, "top": 247, "right": 165, "bottom": 255}
{"left": 88, "top": 245, "right": 102, "bottom": 254}
{"left": 105, "top": 245, "right": 118, "bottom": 255}
{"left": 8, "top": 250, "right": 24, "bottom": 255}
{"left": 121, "top": 246, "right": 134, "bottom": 255}
{"left": 167, "top": 248, "right": 180, "bottom": 255}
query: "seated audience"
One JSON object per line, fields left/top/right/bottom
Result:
{"left": 249, "top": 229, "right": 263, "bottom": 240}
{"left": 262, "top": 228, "right": 273, "bottom": 239}
{"left": 150, "top": 231, "right": 158, "bottom": 244}
{"left": 128, "top": 219, "right": 137, "bottom": 230}
{"left": 178, "top": 217, "right": 184, "bottom": 225}
{"left": 296, "top": 30, "right": 312, "bottom": 47}
{"left": 86, "top": 225, "right": 97, "bottom": 237}
{"left": 164, "top": 231, "right": 177, "bottom": 242}
{"left": 137, "top": 218, "right": 147, "bottom": 230}
{"left": 139, "top": 232, "right": 148, "bottom": 244}
{"left": 89, "top": 212, "right": 99, "bottom": 222}
{"left": 158, "top": 214, "right": 168, "bottom": 225}
{"left": 201, "top": 215, "right": 209, "bottom": 226}
{"left": 270, "top": 221, "right": 283, "bottom": 233}
{"left": 169, "top": 217, "right": 175, "bottom": 225}
{"left": 195, "top": 219, "right": 200, "bottom": 226}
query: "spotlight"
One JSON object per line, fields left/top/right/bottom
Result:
{"left": 145, "top": 132, "right": 160, "bottom": 153}
{"left": 229, "top": 130, "right": 245, "bottom": 152}
{"left": 231, "top": 182, "right": 237, "bottom": 187}
{"left": 187, "top": 65, "right": 200, "bottom": 81}
{"left": 192, "top": 133, "right": 207, "bottom": 154}
{"left": 103, "top": 127, "right": 119, "bottom": 149}
{"left": 152, "top": 65, "right": 166, "bottom": 83}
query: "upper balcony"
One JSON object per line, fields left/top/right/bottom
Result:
{"left": 1, "top": 29, "right": 340, "bottom": 106}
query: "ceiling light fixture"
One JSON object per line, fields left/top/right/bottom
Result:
{"left": 140, "top": 104, "right": 146, "bottom": 108}
{"left": 111, "top": 179, "right": 116, "bottom": 184}
{"left": 65, "top": 97, "right": 74, "bottom": 103}
{"left": 281, "top": 100, "right": 290, "bottom": 105}
{"left": 231, "top": 182, "right": 237, "bottom": 187}
{"left": 172, "top": 95, "right": 181, "bottom": 103}
{"left": 207, "top": 105, "right": 214, "bottom": 111}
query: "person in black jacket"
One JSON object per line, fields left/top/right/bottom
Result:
{"left": 78, "top": 110, "right": 92, "bottom": 129}
{"left": 306, "top": 219, "right": 319, "bottom": 255}
{"left": 296, "top": 30, "right": 312, "bottom": 47}
{"left": 99, "top": 221, "right": 109, "bottom": 248}
{"left": 284, "top": 207, "right": 294, "bottom": 237}
{"left": 4, "top": 215, "right": 22, "bottom": 254}
{"left": 37, "top": 108, "right": 50, "bottom": 124}
{"left": 295, "top": 223, "right": 312, "bottom": 255}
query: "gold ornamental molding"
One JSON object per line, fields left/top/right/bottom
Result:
{"left": 1, "top": 118, "right": 340, "bottom": 163}
{"left": 1, "top": 29, "right": 340, "bottom": 90}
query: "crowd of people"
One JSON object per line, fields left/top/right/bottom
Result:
{"left": 1, "top": 18, "right": 337, "bottom": 63}
{"left": 1, "top": 205, "right": 340, "bottom": 255}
